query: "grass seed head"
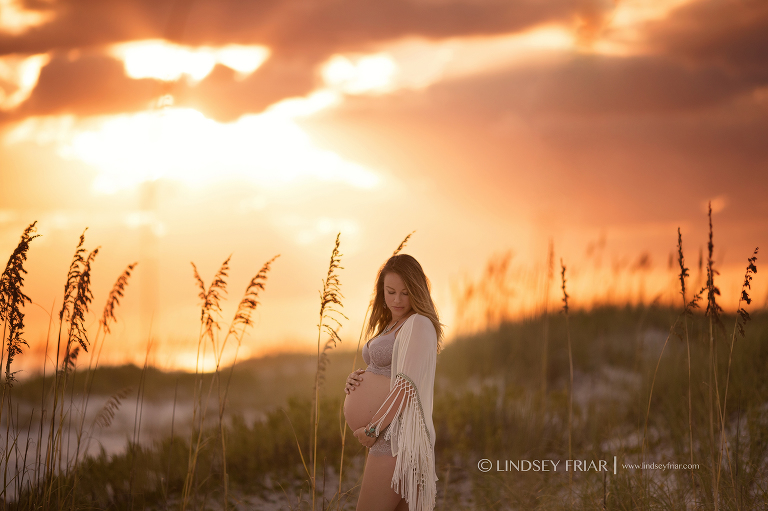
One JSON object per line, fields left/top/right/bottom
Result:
{"left": 228, "top": 254, "right": 280, "bottom": 339}
{"left": 393, "top": 231, "right": 416, "bottom": 256}
{"left": 60, "top": 229, "right": 87, "bottom": 322}
{"left": 677, "top": 228, "right": 689, "bottom": 301}
{"left": 317, "top": 234, "right": 347, "bottom": 384}
{"left": 317, "top": 337, "right": 339, "bottom": 388}
{"left": 101, "top": 262, "right": 138, "bottom": 334}
{"left": 65, "top": 246, "right": 100, "bottom": 371}
{"left": 192, "top": 255, "right": 232, "bottom": 339}
{"left": 736, "top": 248, "right": 759, "bottom": 337}
{"left": 560, "top": 259, "right": 569, "bottom": 314}
{"left": 94, "top": 386, "right": 133, "bottom": 428}
{"left": 319, "top": 233, "right": 345, "bottom": 320}
{"left": 1, "top": 221, "right": 40, "bottom": 386}
{"left": 705, "top": 202, "right": 722, "bottom": 321}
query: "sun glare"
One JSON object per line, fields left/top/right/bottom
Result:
{"left": 321, "top": 11, "right": 692, "bottom": 91}
{"left": 322, "top": 53, "right": 398, "bottom": 95}
{"left": 609, "top": 0, "right": 699, "bottom": 28}
{"left": 319, "top": 26, "right": 578, "bottom": 95}
{"left": 215, "top": 45, "right": 271, "bottom": 76}
{"left": 110, "top": 40, "right": 270, "bottom": 82}
{"left": 0, "top": 53, "right": 50, "bottom": 110}
{"left": 427, "top": 26, "right": 576, "bottom": 80}
{"left": 0, "top": 0, "right": 53, "bottom": 35}
{"left": 2, "top": 15, "right": 686, "bottom": 199}
{"left": 5, "top": 90, "right": 379, "bottom": 194}
{"left": 589, "top": 0, "right": 700, "bottom": 56}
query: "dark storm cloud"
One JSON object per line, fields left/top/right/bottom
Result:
{"left": 0, "top": 0, "right": 613, "bottom": 122}
{"left": 183, "top": 0, "right": 612, "bottom": 54}
{"left": 0, "top": 0, "right": 170, "bottom": 55}
{"left": 0, "top": 52, "right": 158, "bottom": 122}
{"left": 0, "top": 49, "right": 321, "bottom": 123}
{"left": 302, "top": 58, "right": 768, "bottom": 228}
{"left": 172, "top": 55, "right": 319, "bottom": 122}
{"left": 2, "top": 0, "right": 767, "bottom": 123}
{"left": 426, "top": 54, "right": 751, "bottom": 117}
{"left": 1, "top": 0, "right": 612, "bottom": 55}
{"left": 4, "top": 30, "right": 757, "bottom": 123}
{"left": 643, "top": 0, "right": 768, "bottom": 82}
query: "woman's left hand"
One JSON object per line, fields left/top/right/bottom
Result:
{"left": 354, "top": 427, "right": 377, "bottom": 448}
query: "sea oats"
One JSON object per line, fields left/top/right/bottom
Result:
{"left": 101, "top": 263, "right": 138, "bottom": 335}
{"left": 1, "top": 222, "right": 40, "bottom": 386}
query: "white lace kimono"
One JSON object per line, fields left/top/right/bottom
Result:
{"left": 367, "top": 313, "right": 438, "bottom": 511}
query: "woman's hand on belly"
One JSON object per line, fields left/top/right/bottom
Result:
{"left": 343, "top": 372, "right": 391, "bottom": 431}
{"left": 344, "top": 368, "right": 366, "bottom": 394}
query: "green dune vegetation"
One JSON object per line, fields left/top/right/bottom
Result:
{"left": 1, "top": 209, "right": 766, "bottom": 510}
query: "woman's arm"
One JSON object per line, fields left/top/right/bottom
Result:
{"left": 364, "top": 374, "right": 412, "bottom": 434}
{"left": 364, "top": 315, "right": 437, "bottom": 439}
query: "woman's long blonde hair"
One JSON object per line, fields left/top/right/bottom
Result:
{"left": 364, "top": 254, "right": 444, "bottom": 353}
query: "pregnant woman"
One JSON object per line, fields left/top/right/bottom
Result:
{"left": 343, "top": 254, "right": 443, "bottom": 511}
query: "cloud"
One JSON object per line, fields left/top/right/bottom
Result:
{"left": 109, "top": 40, "right": 270, "bottom": 81}
{"left": 423, "top": 53, "right": 750, "bottom": 117}
{"left": 0, "top": 0, "right": 54, "bottom": 36}
{"left": 0, "top": 52, "right": 49, "bottom": 110}
{"left": 0, "top": 50, "right": 318, "bottom": 123}
{"left": 172, "top": 54, "right": 321, "bottom": 122}
{"left": 0, "top": 0, "right": 766, "bottom": 135}
{"left": 643, "top": 0, "right": 768, "bottom": 82}
{"left": 0, "top": 0, "right": 616, "bottom": 121}
{"left": 0, "top": 0, "right": 168, "bottom": 55}
{"left": 9, "top": 35, "right": 747, "bottom": 124}
{"left": 1, "top": 51, "right": 158, "bottom": 121}
{"left": 295, "top": 55, "right": 768, "bottom": 227}
{"left": 0, "top": 0, "right": 611, "bottom": 56}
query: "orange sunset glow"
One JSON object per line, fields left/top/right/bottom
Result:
{"left": 1, "top": 0, "right": 766, "bottom": 376}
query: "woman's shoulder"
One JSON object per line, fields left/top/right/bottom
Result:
{"left": 408, "top": 312, "right": 428, "bottom": 323}
{"left": 409, "top": 313, "right": 437, "bottom": 336}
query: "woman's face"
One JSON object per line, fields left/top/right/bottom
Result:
{"left": 383, "top": 272, "right": 412, "bottom": 321}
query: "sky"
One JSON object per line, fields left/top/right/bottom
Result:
{"left": 0, "top": 0, "right": 766, "bottom": 375}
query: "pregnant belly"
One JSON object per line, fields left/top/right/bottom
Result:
{"left": 343, "top": 371, "right": 391, "bottom": 431}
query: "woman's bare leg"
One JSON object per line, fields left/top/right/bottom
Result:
{"left": 393, "top": 486, "right": 419, "bottom": 511}
{"left": 356, "top": 454, "right": 407, "bottom": 511}
{"left": 394, "top": 497, "right": 410, "bottom": 511}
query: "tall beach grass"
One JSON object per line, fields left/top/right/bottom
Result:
{"left": 0, "top": 207, "right": 765, "bottom": 510}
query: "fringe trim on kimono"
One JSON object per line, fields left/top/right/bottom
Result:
{"left": 370, "top": 372, "right": 437, "bottom": 511}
